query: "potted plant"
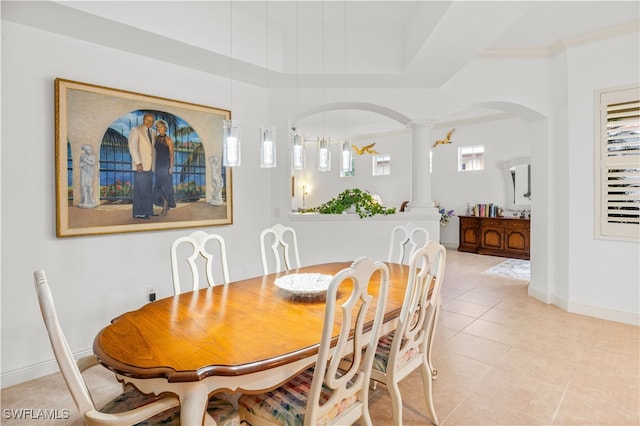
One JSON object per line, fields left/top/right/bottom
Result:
{"left": 434, "top": 201, "right": 455, "bottom": 226}
{"left": 304, "top": 188, "right": 396, "bottom": 218}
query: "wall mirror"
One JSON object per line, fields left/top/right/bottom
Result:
{"left": 499, "top": 156, "right": 531, "bottom": 212}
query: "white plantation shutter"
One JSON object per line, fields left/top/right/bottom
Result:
{"left": 597, "top": 85, "right": 640, "bottom": 240}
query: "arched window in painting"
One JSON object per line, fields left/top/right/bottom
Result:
{"left": 99, "top": 110, "right": 219, "bottom": 204}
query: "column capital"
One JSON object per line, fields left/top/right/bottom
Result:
{"left": 408, "top": 119, "right": 436, "bottom": 130}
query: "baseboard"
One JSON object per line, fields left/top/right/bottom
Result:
{"left": 528, "top": 288, "right": 639, "bottom": 326}
{"left": 567, "top": 301, "right": 640, "bottom": 326}
{"left": 528, "top": 286, "right": 560, "bottom": 306}
{"left": 441, "top": 241, "right": 458, "bottom": 249}
{"left": 1, "top": 348, "right": 93, "bottom": 388}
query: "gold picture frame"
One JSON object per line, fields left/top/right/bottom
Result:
{"left": 55, "top": 78, "right": 233, "bottom": 237}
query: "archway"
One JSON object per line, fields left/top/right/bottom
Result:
{"left": 291, "top": 101, "right": 412, "bottom": 131}
{"left": 433, "top": 100, "right": 549, "bottom": 301}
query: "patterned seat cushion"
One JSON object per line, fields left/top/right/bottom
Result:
{"left": 100, "top": 385, "right": 240, "bottom": 426}
{"left": 238, "top": 368, "right": 358, "bottom": 426}
{"left": 373, "top": 333, "right": 421, "bottom": 373}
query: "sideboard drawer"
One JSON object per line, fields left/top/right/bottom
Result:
{"left": 480, "top": 219, "right": 502, "bottom": 227}
{"left": 503, "top": 220, "right": 529, "bottom": 229}
{"left": 460, "top": 217, "right": 478, "bottom": 226}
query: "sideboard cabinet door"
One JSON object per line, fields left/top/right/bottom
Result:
{"left": 480, "top": 221, "right": 504, "bottom": 252}
{"left": 504, "top": 220, "right": 530, "bottom": 258}
{"left": 458, "top": 216, "right": 480, "bottom": 252}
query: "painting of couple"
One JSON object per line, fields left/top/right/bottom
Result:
{"left": 55, "top": 78, "right": 233, "bottom": 237}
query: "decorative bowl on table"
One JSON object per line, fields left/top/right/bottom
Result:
{"left": 274, "top": 273, "right": 333, "bottom": 297}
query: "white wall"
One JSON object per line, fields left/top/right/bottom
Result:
{"left": 565, "top": 34, "right": 640, "bottom": 317}
{"left": 0, "top": 21, "right": 273, "bottom": 386}
{"left": 290, "top": 213, "right": 439, "bottom": 266}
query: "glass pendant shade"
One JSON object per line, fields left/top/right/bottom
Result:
{"left": 317, "top": 137, "right": 332, "bottom": 172}
{"left": 260, "top": 126, "right": 276, "bottom": 168}
{"left": 291, "top": 130, "right": 305, "bottom": 170}
{"left": 223, "top": 120, "right": 241, "bottom": 167}
{"left": 341, "top": 140, "right": 353, "bottom": 174}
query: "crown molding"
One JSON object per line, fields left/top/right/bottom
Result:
{"left": 480, "top": 19, "right": 639, "bottom": 60}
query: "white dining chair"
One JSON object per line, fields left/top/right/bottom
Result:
{"left": 170, "top": 230, "right": 230, "bottom": 294}
{"left": 259, "top": 223, "right": 301, "bottom": 274}
{"left": 34, "top": 269, "right": 179, "bottom": 426}
{"left": 371, "top": 241, "right": 447, "bottom": 425}
{"left": 387, "top": 223, "right": 430, "bottom": 265}
{"left": 34, "top": 270, "right": 241, "bottom": 426}
{"left": 238, "top": 257, "right": 390, "bottom": 426}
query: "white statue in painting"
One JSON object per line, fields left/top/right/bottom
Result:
{"left": 209, "top": 155, "right": 224, "bottom": 205}
{"left": 78, "top": 144, "right": 98, "bottom": 208}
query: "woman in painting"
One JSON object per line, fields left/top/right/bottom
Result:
{"left": 153, "top": 119, "right": 176, "bottom": 216}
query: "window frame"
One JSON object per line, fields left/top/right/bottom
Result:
{"left": 595, "top": 83, "right": 640, "bottom": 241}
{"left": 458, "top": 145, "right": 485, "bottom": 172}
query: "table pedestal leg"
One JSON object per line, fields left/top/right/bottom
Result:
{"left": 179, "top": 382, "right": 212, "bottom": 426}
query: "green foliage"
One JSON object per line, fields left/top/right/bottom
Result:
{"left": 305, "top": 188, "right": 396, "bottom": 218}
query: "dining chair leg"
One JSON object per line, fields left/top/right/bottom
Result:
{"left": 388, "top": 380, "right": 404, "bottom": 426}
{"left": 427, "top": 305, "right": 440, "bottom": 380}
{"left": 420, "top": 362, "right": 439, "bottom": 425}
{"left": 361, "top": 405, "right": 374, "bottom": 426}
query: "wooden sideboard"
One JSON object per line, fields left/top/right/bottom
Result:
{"left": 458, "top": 215, "right": 530, "bottom": 260}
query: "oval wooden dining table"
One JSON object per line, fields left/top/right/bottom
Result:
{"left": 93, "top": 261, "right": 411, "bottom": 425}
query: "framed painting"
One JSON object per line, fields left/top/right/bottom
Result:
{"left": 55, "top": 78, "right": 233, "bottom": 237}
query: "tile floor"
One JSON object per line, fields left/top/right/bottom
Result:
{"left": 2, "top": 250, "right": 638, "bottom": 425}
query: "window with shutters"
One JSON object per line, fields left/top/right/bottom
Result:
{"left": 596, "top": 84, "right": 640, "bottom": 240}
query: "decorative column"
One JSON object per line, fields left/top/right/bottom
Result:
{"left": 406, "top": 120, "right": 440, "bottom": 242}
{"left": 408, "top": 120, "right": 436, "bottom": 210}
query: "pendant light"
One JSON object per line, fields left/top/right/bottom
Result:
{"left": 223, "top": 120, "right": 241, "bottom": 167}
{"left": 260, "top": 126, "right": 276, "bottom": 168}
{"left": 317, "top": 1, "right": 331, "bottom": 172}
{"left": 340, "top": 1, "right": 352, "bottom": 175}
{"left": 260, "top": 0, "right": 276, "bottom": 168}
{"left": 291, "top": 127, "right": 305, "bottom": 170}
{"left": 223, "top": 1, "right": 241, "bottom": 167}
{"left": 290, "top": 1, "right": 305, "bottom": 171}
{"left": 341, "top": 140, "right": 353, "bottom": 174}
{"left": 317, "top": 137, "right": 331, "bottom": 171}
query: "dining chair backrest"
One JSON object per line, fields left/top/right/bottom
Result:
{"left": 388, "top": 223, "right": 430, "bottom": 265}
{"left": 370, "top": 240, "right": 447, "bottom": 425}
{"left": 33, "top": 270, "right": 180, "bottom": 425}
{"left": 34, "top": 270, "right": 96, "bottom": 416}
{"left": 259, "top": 224, "right": 301, "bottom": 274}
{"left": 306, "top": 257, "right": 390, "bottom": 425}
{"left": 170, "top": 230, "right": 230, "bottom": 294}
{"left": 423, "top": 240, "right": 447, "bottom": 382}
{"left": 392, "top": 241, "right": 446, "bottom": 371}
{"left": 425, "top": 240, "right": 447, "bottom": 311}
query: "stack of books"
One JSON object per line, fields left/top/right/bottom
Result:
{"left": 473, "top": 203, "right": 501, "bottom": 217}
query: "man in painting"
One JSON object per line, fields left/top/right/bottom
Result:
{"left": 128, "top": 113, "right": 157, "bottom": 218}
